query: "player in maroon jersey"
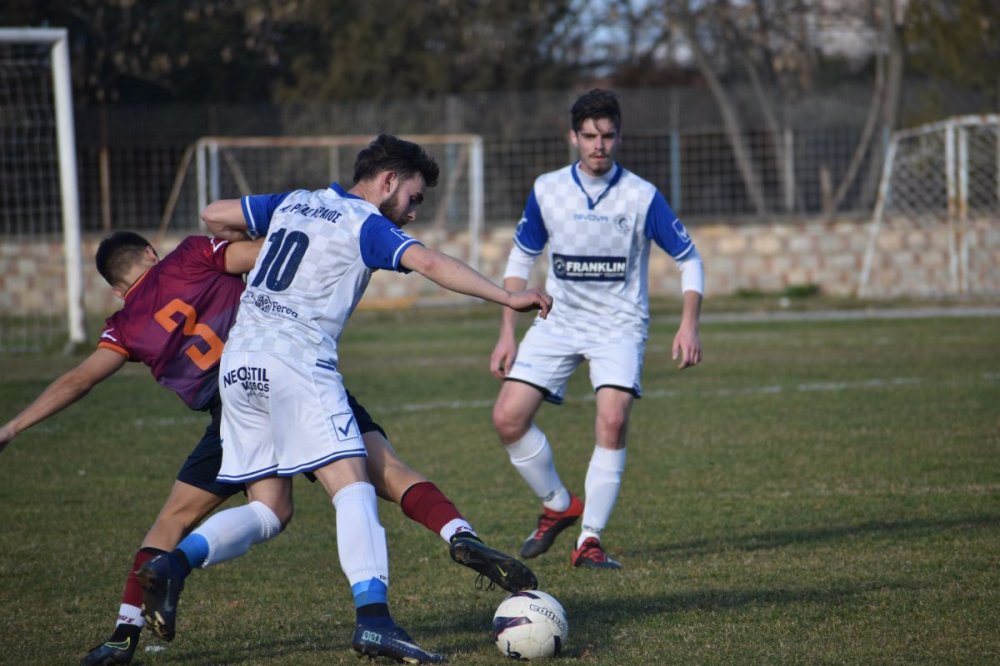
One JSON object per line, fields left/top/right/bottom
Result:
{"left": 0, "top": 231, "right": 535, "bottom": 666}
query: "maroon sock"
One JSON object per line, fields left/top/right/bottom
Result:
{"left": 121, "top": 547, "right": 165, "bottom": 610}
{"left": 399, "top": 481, "right": 464, "bottom": 535}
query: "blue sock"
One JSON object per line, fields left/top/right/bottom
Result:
{"left": 176, "top": 533, "right": 210, "bottom": 570}
{"left": 352, "top": 579, "right": 392, "bottom": 626}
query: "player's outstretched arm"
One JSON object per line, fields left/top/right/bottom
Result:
{"left": 672, "top": 290, "right": 703, "bottom": 370}
{"left": 0, "top": 348, "right": 126, "bottom": 453}
{"left": 490, "top": 276, "right": 528, "bottom": 379}
{"left": 400, "top": 245, "right": 552, "bottom": 317}
{"left": 202, "top": 199, "right": 249, "bottom": 242}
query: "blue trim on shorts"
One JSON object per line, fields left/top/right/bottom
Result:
{"left": 217, "top": 464, "right": 279, "bottom": 485}
{"left": 280, "top": 449, "right": 367, "bottom": 477}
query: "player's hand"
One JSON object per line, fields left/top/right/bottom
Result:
{"left": 507, "top": 288, "right": 552, "bottom": 318}
{"left": 672, "top": 324, "right": 702, "bottom": 370}
{"left": 490, "top": 336, "right": 518, "bottom": 380}
{"left": 0, "top": 423, "right": 15, "bottom": 454}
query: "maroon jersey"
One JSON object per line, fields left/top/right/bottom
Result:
{"left": 98, "top": 236, "right": 246, "bottom": 411}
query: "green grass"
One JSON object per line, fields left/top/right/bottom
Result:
{"left": 1, "top": 300, "right": 998, "bottom": 665}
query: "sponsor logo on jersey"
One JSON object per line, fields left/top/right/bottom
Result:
{"left": 552, "top": 253, "right": 627, "bottom": 281}
{"left": 573, "top": 212, "right": 611, "bottom": 223}
{"left": 242, "top": 290, "right": 300, "bottom": 319}
{"left": 100, "top": 328, "right": 120, "bottom": 343}
{"left": 222, "top": 365, "right": 270, "bottom": 397}
{"left": 277, "top": 201, "right": 343, "bottom": 223}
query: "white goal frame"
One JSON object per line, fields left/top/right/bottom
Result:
{"left": 858, "top": 114, "right": 1000, "bottom": 297}
{"left": 0, "top": 28, "right": 85, "bottom": 349}
{"left": 189, "top": 134, "right": 485, "bottom": 270}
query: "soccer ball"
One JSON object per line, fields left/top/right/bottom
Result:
{"left": 492, "top": 590, "right": 568, "bottom": 660}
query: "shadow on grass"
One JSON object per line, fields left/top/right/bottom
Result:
{"left": 136, "top": 581, "right": 914, "bottom": 664}
{"left": 644, "top": 513, "right": 1000, "bottom": 557}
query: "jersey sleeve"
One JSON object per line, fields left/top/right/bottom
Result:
{"left": 241, "top": 192, "right": 290, "bottom": 239}
{"left": 358, "top": 214, "right": 423, "bottom": 272}
{"left": 97, "top": 313, "right": 131, "bottom": 359}
{"left": 512, "top": 189, "right": 548, "bottom": 255}
{"left": 645, "top": 191, "right": 694, "bottom": 260}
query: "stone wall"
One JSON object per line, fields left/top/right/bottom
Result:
{"left": 1, "top": 216, "right": 996, "bottom": 321}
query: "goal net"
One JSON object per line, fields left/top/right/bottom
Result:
{"left": 0, "top": 28, "right": 85, "bottom": 351}
{"left": 859, "top": 115, "right": 1000, "bottom": 297}
{"left": 161, "top": 134, "right": 485, "bottom": 271}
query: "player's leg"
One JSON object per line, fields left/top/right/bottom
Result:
{"left": 494, "top": 372, "right": 583, "bottom": 559}
{"left": 571, "top": 387, "right": 631, "bottom": 570}
{"left": 311, "top": 455, "right": 444, "bottom": 664}
{"left": 137, "top": 478, "right": 289, "bottom": 641}
{"left": 570, "top": 340, "right": 643, "bottom": 570}
{"left": 83, "top": 407, "right": 241, "bottom": 665}
{"left": 359, "top": 427, "right": 537, "bottom": 592}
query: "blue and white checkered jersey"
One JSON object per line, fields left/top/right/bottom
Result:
{"left": 512, "top": 162, "right": 694, "bottom": 343}
{"left": 224, "top": 183, "right": 421, "bottom": 368}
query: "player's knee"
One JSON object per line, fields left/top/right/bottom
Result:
{"left": 492, "top": 402, "right": 525, "bottom": 441}
{"left": 596, "top": 412, "right": 628, "bottom": 442}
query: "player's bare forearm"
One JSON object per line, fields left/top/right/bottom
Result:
{"left": 401, "top": 245, "right": 550, "bottom": 315}
{"left": 0, "top": 350, "right": 124, "bottom": 446}
{"left": 203, "top": 199, "right": 249, "bottom": 241}
{"left": 673, "top": 290, "right": 703, "bottom": 370}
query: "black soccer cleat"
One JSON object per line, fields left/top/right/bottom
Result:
{"left": 352, "top": 622, "right": 446, "bottom": 664}
{"left": 449, "top": 535, "right": 538, "bottom": 592}
{"left": 80, "top": 636, "right": 137, "bottom": 665}
{"left": 519, "top": 494, "right": 583, "bottom": 559}
{"left": 137, "top": 552, "right": 187, "bottom": 641}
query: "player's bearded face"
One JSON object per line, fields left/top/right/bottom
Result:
{"left": 380, "top": 174, "right": 426, "bottom": 226}
{"left": 572, "top": 117, "right": 620, "bottom": 177}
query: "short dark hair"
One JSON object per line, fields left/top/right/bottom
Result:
{"left": 95, "top": 231, "right": 152, "bottom": 286}
{"left": 570, "top": 89, "right": 621, "bottom": 133}
{"left": 353, "top": 134, "right": 440, "bottom": 188}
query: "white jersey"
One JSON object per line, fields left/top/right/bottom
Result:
{"left": 224, "top": 183, "right": 420, "bottom": 370}
{"left": 510, "top": 162, "right": 694, "bottom": 343}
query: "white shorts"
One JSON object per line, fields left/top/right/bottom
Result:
{"left": 506, "top": 324, "right": 645, "bottom": 405}
{"left": 217, "top": 350, "right": 365, "bottom": 483}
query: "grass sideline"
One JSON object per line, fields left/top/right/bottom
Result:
{"left": 1, "top": 301, "right": 998, "bottom": 664}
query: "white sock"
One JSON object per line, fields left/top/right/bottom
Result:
{"left": 579, "top": 446, "right": 627, "bottom": 547}
{"left": 116, "top": 603, "right": 143, "bottom": 627}
{"left": 439, "top": 518, "right": 476, "bottom": 542}
{"left": 200, "top": 500, "right": 283, "bottom": 567}
{"left": 506, "top": 424, "right": 570, "bottom": 512}
{"left": 333, "top": 482, "right": 389, "bottom": 588}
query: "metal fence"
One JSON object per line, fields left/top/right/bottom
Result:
{"left": 21, "top": 84, "right": 995, "bottom": 235}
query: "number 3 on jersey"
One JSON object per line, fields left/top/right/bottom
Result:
{"left": 154, "top": 299, "right": 225, "bottom": 370}
{"left": 252, "top": 228, "right": 309, "bottom": 291}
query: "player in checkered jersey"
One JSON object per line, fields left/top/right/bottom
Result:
{"left": 137, "top": 134, "right": 551, "bottom": 664}
{"left": 490, "top": 89, "right": 704, "bottom": 570}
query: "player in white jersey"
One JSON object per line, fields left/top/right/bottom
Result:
{"left": 490, "top": 89, "right": 704, "bottom": 570}
{"left": 137, "top": 134, "right": 552, "bottom": 664}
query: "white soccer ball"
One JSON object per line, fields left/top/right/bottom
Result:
{"left": 492, "top": 590, "right": 568, "bottom": 660}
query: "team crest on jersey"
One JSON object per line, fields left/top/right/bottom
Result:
{"left": 552, "top": 253, "right": 627, "bottom": 282}
{"left": 614, "top": 215, "right": 631, "bottom": 234}
{"left": 672, "top": 218, "right": 691, "bottom": 242}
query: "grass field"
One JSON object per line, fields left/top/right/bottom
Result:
{"left": 1, "top": 299, "right": 998, "bottom": 665}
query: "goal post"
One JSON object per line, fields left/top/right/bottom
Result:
{"left": 190, "top": 134, "right": 485, "bottom": 270}
{"left": 0, "top": 28, "right": 85, "bottom": 351}
{"left": 858, "top": 114, "right": 1000, "bottom": 298}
